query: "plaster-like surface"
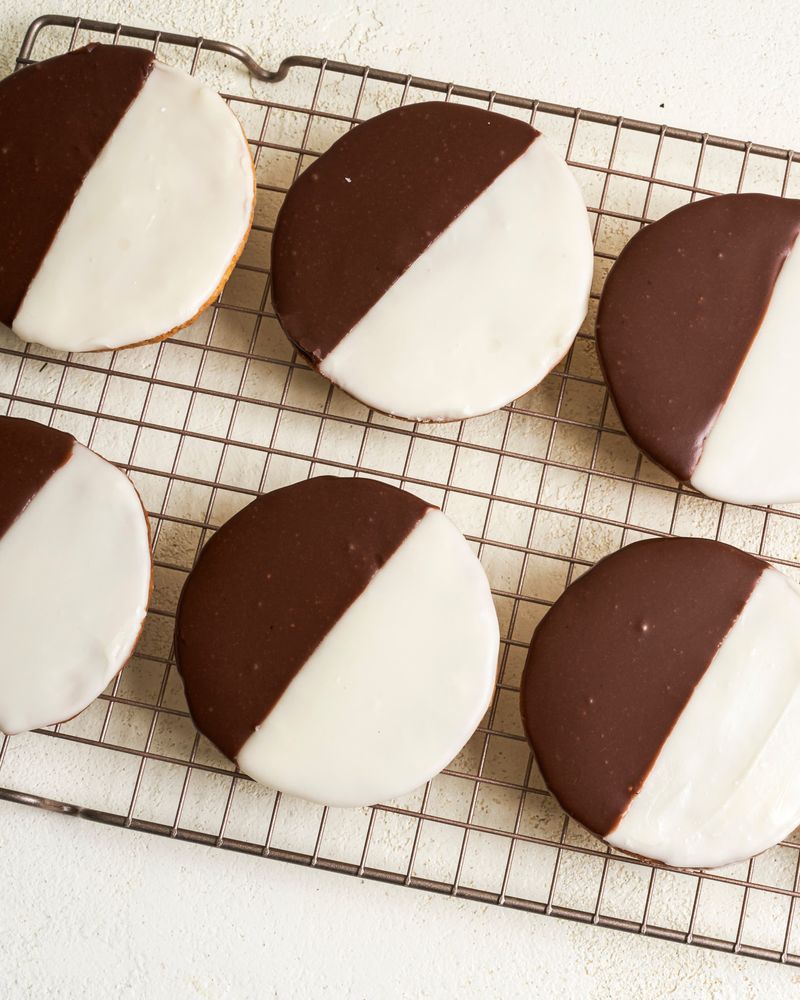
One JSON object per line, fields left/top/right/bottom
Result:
{"left": 3, "top": 2, "right": 800, "bottom": 997}
{"left": 4, "top": 1, "right": 800, "bottom": 149}
{"left": 2, "top": 803, "right": 800, "bottom": 998}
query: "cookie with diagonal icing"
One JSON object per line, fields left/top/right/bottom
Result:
{"left": 271, "top": 102, "right": 593, "bottom": 422}
{"left": 175, "top": 476, "right": 500, "bottom": 806}
{"left": 521, "top": 536, "right": 800, "bottom": 870}
{"left": 0, "top": 416, "right": 152, "bottom": 735}
{"left": 0, "top": 44, "right": 255, "bottom": 353}
{"left": 596, "top": 193, "right": 800, "bottom": 504}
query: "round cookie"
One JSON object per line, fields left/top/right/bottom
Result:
{"left": 521, "top": 536, "right": 800, "bottom": 870}
{"left": 271, "top": 101, "right": 593, "bottom": 422}
{"left": 596, "top": 192, "right": 800, "bottom": 505}
{"left": 0, "top": 44, "right": 255, "bottom": 353}
{"left": 175, "top": 476, "right": 499, "bottom": 806}
{"left": 0, "top": 416, "right": 152, "bottom": 735}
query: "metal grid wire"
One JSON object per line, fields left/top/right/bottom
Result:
{"left": 3, "top": 12, "right": 800, "bottom": 968}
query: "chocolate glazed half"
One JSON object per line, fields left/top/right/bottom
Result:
{"left": 520, "top": 537, "right": 764, "bottom": 838}
{"left": 596, "top": 193, "right": 800, "bottom": 483}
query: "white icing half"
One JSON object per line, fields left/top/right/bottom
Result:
{"left": 318, "top": 137, "right": 594, "bottom": 422}
{"left": 691, "top": 235, "right": 800, "bottom": 504}
{"left": 237, "top": 507, "right": 499, "bottom": 807}
{"left": 608, "top": 567, "right": 800, "bottom": 870}
{"left": 0, "top": 444, "right": 151, "bottom": 735}
{"left": 13, "top": 62, "right": 254, "bottom": 352}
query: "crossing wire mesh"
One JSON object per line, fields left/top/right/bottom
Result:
{"left": 3, "top": 13, "right": 800, "bottom": 968}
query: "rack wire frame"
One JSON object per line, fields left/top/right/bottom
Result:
{"left": 3, "top": 13, "right": 800, "bottom": 968}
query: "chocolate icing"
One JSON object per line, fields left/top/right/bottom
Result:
{"left": 0, "top": 44, "right": 154, "bottom": 326}
{"left": 596, "top": 193, "right": 800, "bottom": 482}
{"left": 0, "top": 415, "right": 74, "bottom": 539}
{"left": 520, "top": 537, "right": 764, "bottom": 837}
{"left": 271, "top": 101, "right": 538, "bottom": 362}
{"left": 175, "top": 476, "right": 430, "bottom": 761}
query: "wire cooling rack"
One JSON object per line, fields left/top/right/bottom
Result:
{"left": 4, "top": 13, "right": 800, "bottom": 969}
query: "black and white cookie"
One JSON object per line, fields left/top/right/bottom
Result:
{"left": 271, "top": 102, "right": 593, "bottom": 422}
{"left": 0, "top": 416, "right": 152, "bottom": 735}
{"left": 597, "top": 193, "right": 800, "bottom": 505}
{"left": 175, "top": 476, "right": 499, "bottom": 806}
{"left": 0, "top": 44, "right": 254, "bottom": 353}
{"left": 521, "top": 536, "right": 800, "bottom": 869}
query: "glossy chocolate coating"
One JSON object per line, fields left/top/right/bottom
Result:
{"left": 0, "top": 44, "right": 153, "bottom": 326}
{"left": 271, "top": 101, "right": 538, "bottom": 362}
{"left": 175, "top": 476, "right": 430, "bottom": 761}
{"left": 596, "top": 193, "right": 800, "bottom": 482}
{"left": 521, "top": 537, "right": 764, "bottom": 837}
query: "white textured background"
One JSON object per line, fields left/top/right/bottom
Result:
{"left": 3, "top": 2, "right": 800, "bottom": 997}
